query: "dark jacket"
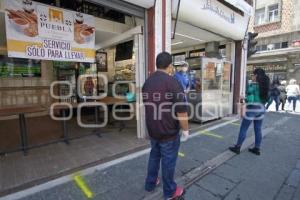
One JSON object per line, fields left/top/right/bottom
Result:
{"left": 278, "top": 85, "right": 287, "bottom": 100}
{"left": 269, "top": 84, "right": 280, "bottom": 97}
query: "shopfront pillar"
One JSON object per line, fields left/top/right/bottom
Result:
{"left": 146, "top": 0, "right": 171, "bottom": 75}
{"left": 233, "top": 41, "right": 243, "bottom": 114}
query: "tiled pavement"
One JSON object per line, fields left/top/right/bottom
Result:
{"left": 1, "top": 112, "right": 300, "bottom": 200}
{"left": 185, "top": 112, "right": 300, "bottom": 200}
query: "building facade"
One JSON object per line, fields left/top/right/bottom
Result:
{"left": 0, "top": 0, "right": 254, "bottom": 196}
{"left": 247, "top": 0, "right": 300, "bottom": 82}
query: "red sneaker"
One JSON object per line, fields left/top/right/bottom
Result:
{"left": 167, "top": 186, "right": 185, "bottom": 200}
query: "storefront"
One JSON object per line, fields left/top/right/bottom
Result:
{"left": 0, "top": 0, "right": 252, "bottom": 196}
{"left": 0, "top": 0, "right": 148, "bottom": 152}
{"left": 0, "top": 0, "right": 152, "bottom": 194}
{"left": 247, "top": 44, "right": 300, "bottom": 82}
{"left": 170, "top": 0, "right": 252, "bottom": 122}
{"left": 247, "top": 62, "right": 288, "bottom": 82}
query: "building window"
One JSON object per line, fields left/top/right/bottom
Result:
{"left": 274, "top": 43, "right": 281, "bottom": 49}
{"left": 255, "top": 8, "right": 265, "bottom": 25}
{"left": 261, "top": 45, "right": 267, "bottom": 51}
{"left": 256, "top": 41, "right": 289, "bottom": 52}
{"left": 268, "top": 4, "right": 279, "bottom": 22}
{"left": 281, "top": 42, "right": 288, "bottom": 48}
{"left": 256, "top": 45, "right": 261, "bottom": 52}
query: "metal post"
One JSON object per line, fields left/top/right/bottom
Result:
{"left": 62, "top": 110, "right": 70, "bottom": 144}
{"left": 93, "top": 106, "right": 102, "bottom": 137}
{"left": 19, "top": 113, "right": 28, "bottom": 156}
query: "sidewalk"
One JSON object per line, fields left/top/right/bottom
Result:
{"left": 2, "top": 112, "right": 299, "bottom": 200}
{"left": 267, "top": 100, "right": 300, "bottom": 114}
{"left": 185, "top": 112, "right": 300, "bottom": 200}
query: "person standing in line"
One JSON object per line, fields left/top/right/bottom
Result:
{"left": 229, "top": 68, "right": 270, "bottom": 156}
{"left": 278, "top": 80, "right": 287, "bottom": 111}
{"left": 143, "top": 52, "right": 189, "bottom": 200}
{"left": 286, "top": 79, "right": 300, "bottom": 112}
{"left": 174, "top": 62, "right": 190, "bottom": 93}
{"left": 266, "top": 79, "right": 280, "bottom": 111}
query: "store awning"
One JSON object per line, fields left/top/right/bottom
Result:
{"left": 224, "top": 0, "right": 253, "bottom": 16}
{"left": 172, "top": 0, "right": 251, "bottom": 40}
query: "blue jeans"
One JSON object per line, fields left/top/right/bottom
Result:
{"left": 236, "top": 104, "right": 265, "bottom": 148}
{"left": 145, "top": 135, "right": 180, "bottom": 199}
{"left": 287, "top": 96, "right": 298, "bottom": 111}
{"left": 266, "top": 95, "right": 280, "bottom": 111}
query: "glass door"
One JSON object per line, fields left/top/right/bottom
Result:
{"left": 201, "top": 57, "right": 222, "bottom": 122}
{"left": 220, "top": 61, "right": 232, "bottom": 117}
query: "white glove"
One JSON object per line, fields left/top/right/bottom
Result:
{"left": 180, "top": 130, "right": 189, "bottom": 142}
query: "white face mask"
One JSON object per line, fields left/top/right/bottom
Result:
{"left": 181, "top": 67, "right": 188, "bottom": 72}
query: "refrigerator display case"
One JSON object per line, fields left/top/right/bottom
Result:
{"left": 186, "top": 57, "right": 202, "bottom": 122}
{"left": 56, "top": 67, "right": 77, "bottom": 103}
{"left": 186, "top": 57, "right": 229, "bottom": 123}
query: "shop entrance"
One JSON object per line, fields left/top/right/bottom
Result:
{"left": 171, "top": 21, "right": 235, "bottom": 123}
{"left": 93, "top": 25, "right": 146, "bottom": 139}
{"left": 0, "top": 3, "right": 147, "bottom": 194}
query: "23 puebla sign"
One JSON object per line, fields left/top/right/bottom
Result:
{"left": 4, "top": 0, "right": 96, "bottom": 62}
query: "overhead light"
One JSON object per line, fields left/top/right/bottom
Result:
{"left": 171, "top": 41, "right": 183, "bottom": 46}
{"left": 172, "top": 32, "right": 204, "bottom": 42}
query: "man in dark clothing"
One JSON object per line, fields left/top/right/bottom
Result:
{"left": 143, "top": 52, "right": 189, "bottom": 200}
{"left": 278, "top": 80, "right": 287, "bottom": 110}
{"left": 266, "top": 79, "right": 280, "bottom": 111}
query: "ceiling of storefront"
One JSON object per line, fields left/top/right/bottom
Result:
{"left": 171, "top": 21, "right": 225, "bottom": 51}
{"left": 122, "top": 0, "right": 155, "bottom": 8}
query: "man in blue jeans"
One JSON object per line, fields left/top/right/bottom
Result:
{"left": 142, "top": 52, "right": 189, "bottom": 200}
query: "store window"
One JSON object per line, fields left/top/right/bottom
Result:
{"left": 255, "top": 8, "right": 265, "bottom": 25}
{"left": 268, "top": 4, "right": 279, "bottom": 22}
{"left": 0, "top": 56, "right": 41, "bottom": 77}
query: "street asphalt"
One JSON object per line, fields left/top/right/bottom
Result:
{"left": 3, "top": 112, "right": 300, "bottom": 200}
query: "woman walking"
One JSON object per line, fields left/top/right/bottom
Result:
{"left": 229, "top": 68, "right": 270, "bottom": 156}
{"left": 278, "top": 80, "right": 287, "bottom": 111}
{"left": 286, "top": 79, "right": 300, "bottom": 112}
